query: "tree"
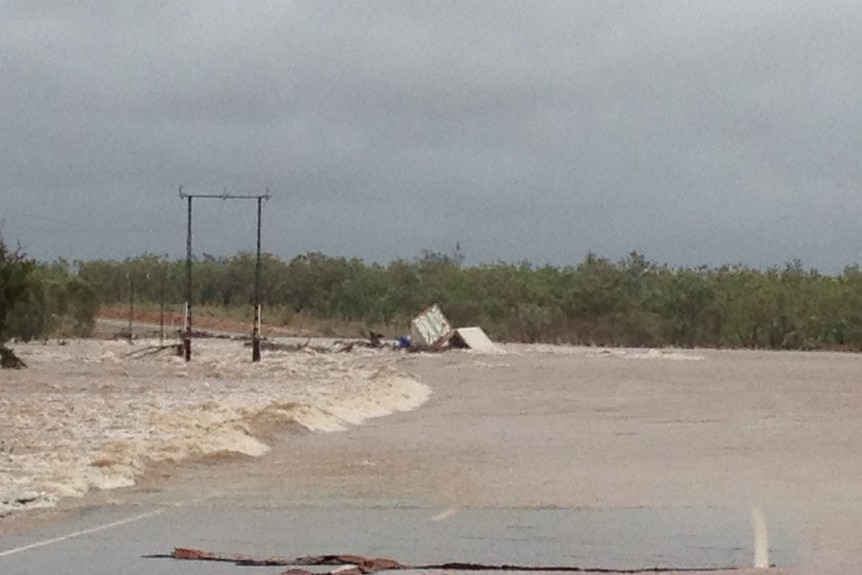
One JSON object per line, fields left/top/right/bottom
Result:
{"left": 0, "top": 234, "right": 35, "bottom": 367}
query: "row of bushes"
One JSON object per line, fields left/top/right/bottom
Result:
{"left": 74, "top": 250, "right": 862, "bottom": 350}
{"left": 6, "top": 263, "right": 99, "bottom": 341}
{"left": 1, "top": 239, "right": 98, "bottom": 366}
{"left": 2, "top": 263, "right": 98, "bottom": 343}
{"left": 7, "top": 238, "right": 862, "bottom": 351}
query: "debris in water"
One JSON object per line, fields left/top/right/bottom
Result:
{"left": 166, "top": 547, "right": 741, "bottom": 574}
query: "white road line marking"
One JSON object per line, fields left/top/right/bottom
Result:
{"left": 0, "top": 508, "right": 164, "bottom": 559}
{"left": 430, "top": 507, "right": 458, "bottom": 521}
{"left": 752, "top": 506, "right": 770, "bottom": 568}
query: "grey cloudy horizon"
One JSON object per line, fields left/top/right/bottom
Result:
{"left": 2, "top": 1, "right": 862, "bottom": 273}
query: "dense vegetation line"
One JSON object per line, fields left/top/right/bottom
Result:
{"left": 5, "top": 236, "right": 862, "bottom": 355}
{"left": 1, "top": 236, "right": 95, "bottom": 366}
{"left": 45, "top": 249, "right": 862, "bottom": 350}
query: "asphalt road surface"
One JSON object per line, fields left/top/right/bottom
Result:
{"left": 0, "top": 501, "right": 794, "bottom": 574}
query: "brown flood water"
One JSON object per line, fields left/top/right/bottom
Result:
{"left": 5, "top": 343, "right": 862, "bottom": 573}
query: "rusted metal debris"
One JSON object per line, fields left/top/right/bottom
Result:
{"left": 173, "top": 547, "right": 287, "bottom": 564}
{"left": 169, "top": 548, "right": 733, "bottom": 574}
{"left": 172, "top": 548, "right": 408, "bottom": 571}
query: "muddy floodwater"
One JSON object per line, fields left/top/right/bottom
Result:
{"left": 2, "top": 340, "right": 862, "bottom": 572}
{"left": 0, "top": 339, "right": 428, "bottom": 515}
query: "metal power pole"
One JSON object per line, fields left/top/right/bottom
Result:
{"left": 178, "top": 186, "right": 270, "bottom": 362}
{"left": 159, "top": 268, "right": 166, "bottom": 346}
{"left": 181, "top": 188, "right": 193, "bottom": 361}
{"left": 252, "top": 194, "right": 264, "bottom": 361}
{"left": 127, "top": 272, "right": 134, "bottom": 342}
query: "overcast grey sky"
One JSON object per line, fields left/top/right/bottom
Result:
{"left": 2, "top": 1, "right": 861, "bottom": 272}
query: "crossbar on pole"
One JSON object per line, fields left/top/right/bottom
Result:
{"left": 178, "top": 186, "right": 271, "bottom": 362}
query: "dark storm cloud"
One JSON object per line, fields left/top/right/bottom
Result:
{"left": 2, "top": 1, "right": 862, "bottom": 271}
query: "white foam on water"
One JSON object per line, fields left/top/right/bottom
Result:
{"left": 0, "top": 339, "right": 430, "bottom": 516}
{"left": 504, "top": 343, "right": 705, "bottom": 361}
{"left": 619, "top": 349, "right": 705, "bottom": 361}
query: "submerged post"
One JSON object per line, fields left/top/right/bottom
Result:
{"left": 159, "top": 270, "right": 165, "bottom": 346}
{"left": 127, "top": 272, "right": 134, "bottom": 342}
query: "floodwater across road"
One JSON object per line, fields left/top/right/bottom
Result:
{"left": 2, "top": 342, "right": 862, "bottom": 573}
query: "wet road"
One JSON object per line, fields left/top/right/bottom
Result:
{"left": 0, "top": 502, "right": 794, "bottom": 574}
